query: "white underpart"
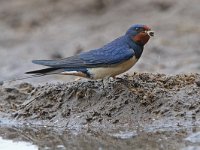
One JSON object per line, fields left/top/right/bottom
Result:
{"left": 60, "top": 70, "right": 84, "bottom": 77}
{"left": 89, "top": 56, "right": 138, "bottom": 79}
{"left": 61, "top": 71, "right": 78, "bottom": 74}
{"left": 60, "top": 56, "right": 138, "bottom": 79}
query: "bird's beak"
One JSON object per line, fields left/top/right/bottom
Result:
{"left": 147, "top": 30, "right": 154, "bottom": 37}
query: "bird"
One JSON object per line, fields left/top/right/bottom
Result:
{"left": 26, "top": 24, "right": 154, "bottom": 79}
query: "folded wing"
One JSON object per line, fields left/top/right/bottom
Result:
{"left": 33, "top": 51, "right": 133, "bottom": 68}
{"left": 32, "top": 37, "right": 135, "bottom": 68}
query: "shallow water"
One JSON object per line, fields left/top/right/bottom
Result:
{"left": 1, "top": 125, "right": 200, "bottom": 150}
{"left": 0, "top": 137, "right": 37, "bottom": 150}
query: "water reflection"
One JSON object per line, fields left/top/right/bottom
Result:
{"left": 0, "top": 125, "right": 200, "bottom": 150}
{"left": 0, "top": 137, "right": 37, "bottom": 150}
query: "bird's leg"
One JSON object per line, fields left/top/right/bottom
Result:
{"left": 74, "top": 77, "right": 81, "bottom": 81}
{"left": 101, "top": 78, "right": 105, "bottom": 89}
{"left": 110, "top": 76, "right": 116, "bottom": 81}
{"left": 101, "top": 76, "right": 110, "bottom": 89}
{"left": 111, "top": 76, "right": 116, "bottom": 79}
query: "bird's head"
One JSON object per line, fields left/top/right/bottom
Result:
{"left": 126, "top": 24, "right": 154, "bottom": 46}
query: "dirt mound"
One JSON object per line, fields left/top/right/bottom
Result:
{"left": 1, "top": 73, "right": 200, "bottom": 131}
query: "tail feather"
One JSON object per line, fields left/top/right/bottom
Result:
{"left": 26, "top": 67, "right": 63, "bottom": 75}
{"left": 32, "top": 60, "right": 55, "bottom": 66}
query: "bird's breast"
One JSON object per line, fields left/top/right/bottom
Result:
{"left": 88, "top": 56, "right": 138, "bottom": 79}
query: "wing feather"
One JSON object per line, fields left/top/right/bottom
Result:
{"left": 32, "top": 36, "right": 135, "bottom": 68}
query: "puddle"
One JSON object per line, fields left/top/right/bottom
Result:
{"left": 185, "top": 132, "right": 200, "bottom": 143}
{"left": 0, "top": 125, "right": 200, "bottom": 150}
{"left": 109, "top": 131, "right": 137, "bottom": 139}
{"left": 0, "top": 74, "right": 200, "bottom": 150}
{"left": 0, "top": 137, "right": 37, "bottom": 150}
{"left": 182, "top": 146, "right": 200, "bottom": 150}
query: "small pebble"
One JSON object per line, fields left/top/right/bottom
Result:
{"left": 196, "top": 81, "right": 200, "bottom": 87}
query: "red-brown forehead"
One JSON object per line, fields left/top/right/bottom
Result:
{"left": 143, "top": 25, "right": 151, "bottom": 31}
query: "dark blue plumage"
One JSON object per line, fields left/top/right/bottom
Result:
{"left": 32, "top": 36, "right": 136, "bottom": 67}
{"left": 27, "top": 24, "right": 154, "bottom": 79}
{"left": 79, "top": 36, "right": 136, "bottom": 65}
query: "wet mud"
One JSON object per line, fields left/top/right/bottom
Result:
{"left": 1, "top": 73, "right": 200, "bottom": 130}
{"left": 1, "top": 125, "right": 200, "bottom": 150}
{"left": 0, "top": 73, "right": 200, "bottom": 149}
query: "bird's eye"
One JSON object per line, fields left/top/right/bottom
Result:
{"left": 135, "top": 27, "right": 146, "bottom": 32}
{"left": 135, "top": 27, "right": 140, "bottom": 31}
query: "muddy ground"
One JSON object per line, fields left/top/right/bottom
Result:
{"left": 1, "top": 73, "right": 200, "bottom": 130}
{"left": 0, "top": 0, "right": 200, "bottom": 149}
{"left": 1, "top": 73, "right": 200, "bottom": 149}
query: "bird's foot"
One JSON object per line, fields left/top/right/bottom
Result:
{"left": 74, "top": 77, "right": 81, "bottom": 82}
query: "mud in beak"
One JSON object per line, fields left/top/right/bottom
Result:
{"left": 147, "top": 30, "right": 154, "bottom": 37}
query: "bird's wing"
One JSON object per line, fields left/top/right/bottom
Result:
{"left": 32, "top": 55, "right": 86, "bottom": 68}
{"left": 32, "top": 38, "right": 135, "bottom": 68}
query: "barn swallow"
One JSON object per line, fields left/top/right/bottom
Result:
{"left": 26, "top": 24, "right": 154, "bottom": 79}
